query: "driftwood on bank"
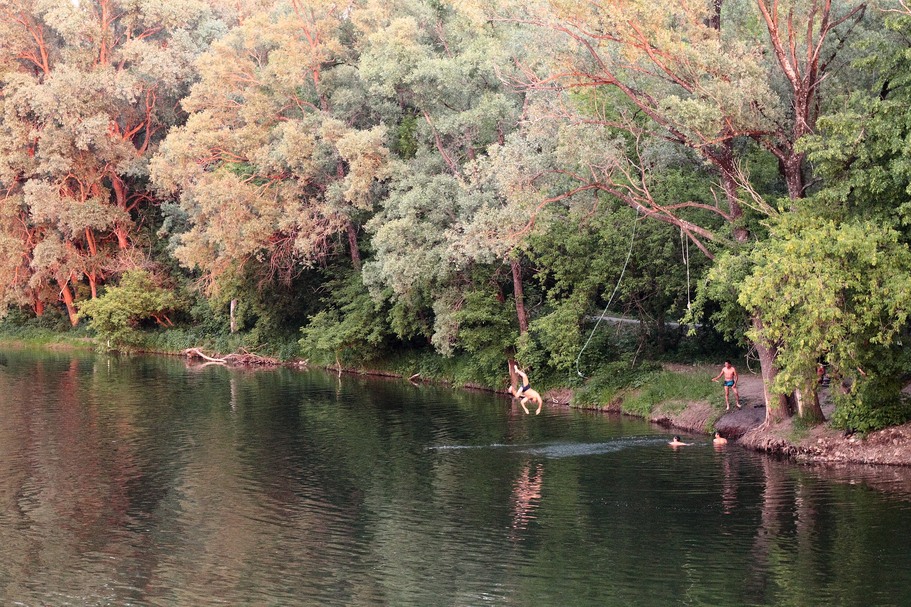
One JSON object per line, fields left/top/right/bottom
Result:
{"left": 183, "top": 347, "right": 281, "bottom": 367}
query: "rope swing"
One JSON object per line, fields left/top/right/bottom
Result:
{"left": 575, "top": 209, "right": 640, "bottom": 378}
{"left": 681, "top": 226, "right": 691, "bottom": 311}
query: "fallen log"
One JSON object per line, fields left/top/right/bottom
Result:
{"left": 184, "top": 348, "right": 227, "bottom": 364}
{"left": 183, "top": 348, "right": 281, "bottom": 367}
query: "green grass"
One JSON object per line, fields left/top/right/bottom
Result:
{"left": 0, "top": 323, "right": 94, "bottom": 350}
{"left": 622, "top": 370, "right": 720, "bottom": 416}
{"left": 573, "top": 363, "right": 722, "bottom": 416}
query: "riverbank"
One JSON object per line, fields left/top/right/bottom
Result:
{"left": 155, "top": 352, "right": 911, "bottom": 468}
{"left": 554, "top": 363, "right": 911, "bottom": 468}
{"left": 252, "top": 357, "right": 911, "bottom": 468}
{"left": 2, "top": 332, "right": 908, "bottom": 468}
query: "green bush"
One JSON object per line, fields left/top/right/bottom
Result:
{"left": 300, "top": 274, "right": 391, "bottom": 366}
{"left": 831, "top": 378, "right": 911, "bottom": 434}
{"left": 78, "top": 270, "right": 183, "bottom": 350}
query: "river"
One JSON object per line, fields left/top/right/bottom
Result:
{"left": 0, "top": 348, "right": 909, "bottom": 606}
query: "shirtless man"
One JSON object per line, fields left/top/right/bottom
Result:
{"left": 508, "top": 365, "right": 543, "bottom": 415}
{"left": 711, "top": 360, "right": 741, "bottom": 410}
{"left": 668, "top": 436, "right": 690, "bottom": 447}
{"left": 513, "top": 365, "right": 531, "bottom": 399}
{"left": 713, "top": 431, "right": 728, "bottom": 445}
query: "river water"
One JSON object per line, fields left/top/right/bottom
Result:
{"left": 0, "top": 348, "right": 910, "bottom": 606}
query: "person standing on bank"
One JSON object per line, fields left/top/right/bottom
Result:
{"left": 712, "top": 360, "right": 741, "bottom": 410}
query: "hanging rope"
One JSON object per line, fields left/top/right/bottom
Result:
{"left": 681, "top": 227, "right": 691, "bottom": 311}
{"left": 575, "top": 210, "right": 640, "bottom": 378}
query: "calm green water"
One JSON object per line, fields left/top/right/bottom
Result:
{"left": 1, "top": 349, "right": 910, "bottom": 606}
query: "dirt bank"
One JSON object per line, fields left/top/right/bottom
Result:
{"left": 611, "top": 365, "right": 911, "bottom": 468}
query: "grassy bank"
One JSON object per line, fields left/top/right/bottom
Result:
{"left": 0, "top": 323, "right": 95, "bottom": 351}
{"left": 571, "top": 361, "right": 723, "bottom": 414}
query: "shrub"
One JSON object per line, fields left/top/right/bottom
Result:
{"left": 78, "top": 270, "right": 182, "bottom": 350}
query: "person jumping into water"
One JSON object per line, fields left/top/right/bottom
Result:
{"left": 508, "top": 365, "right": 543, "bottom": 415}
{"left": 513, "top": 365, "right": 531, "bottom": 398}
{"left": 711, "top": 360, "right": 741, "bottom": 410}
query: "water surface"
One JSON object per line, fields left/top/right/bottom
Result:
{"left": 1, "top": 348, "right": 910, "bottom": 606}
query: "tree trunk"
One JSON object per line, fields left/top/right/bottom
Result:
{"left": 511, "top": 258, "right": 528, "bottom": 334}
{"left": 782, "top": 152, "right": 805, "bottom": 201}
{"left": 719, "top": 153, "right": 794, "bottom": 423}
{"left": 795, "top": 385, "right": 826, "bottom": 423}
{"left": 346, "top": 222, "right": 361, "bottom": 271}
{"left": 752, "top": 316, "right": 790, "bottom": 424}
{"left": 717, "top": 147, "right": 749, "bottom": 243}
{"left": 58, "top": 278, "right": 79, "bottom": 326}
{"left": 110, "top": 175, "right": 132, "bottom": 250}
{"left": 114, "top": 225, "right": 129, "bottom": 250}
{"left": 230, "top": 299, "right": 237, "bottom": 333}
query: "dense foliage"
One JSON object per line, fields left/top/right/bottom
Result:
{"left": 2, "top": 0, "right": 910, "bottom": 432}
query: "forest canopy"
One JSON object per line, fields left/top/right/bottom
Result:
{"left": 2, "top": 0, "right": 911, "bottom": 431}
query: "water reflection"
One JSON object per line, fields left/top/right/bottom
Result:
{"left": 509, "top": 461, "right": 544, "bottom": 541}
{"left": 0, "top": 349, "right": 910, "bottom": 607}
{"left": 719, "top": 450, "right": 738, "bottom": 515}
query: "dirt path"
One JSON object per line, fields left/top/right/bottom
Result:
{"left": 714, "top": 368, "right": 768, "bottom": 435}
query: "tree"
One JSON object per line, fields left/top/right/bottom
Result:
{"left": 0, "top": 0, "right": 227, "bottom": 322}
{"left": 358, "top": 0, "right": 529, "bottom": 361}
{"left": 737, "top": 213, "right": 911, "bottom": 422}
{"left": 151, "top": 0, "right": 390, "bottom": 292}
{"left": 737, "top": 6, "right": 911, "bottom": 428}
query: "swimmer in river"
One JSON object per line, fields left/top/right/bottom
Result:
{"left": 713, "top": 431, "right": 728, "bottom": 445}
{"left": 669, "top": 435, "right": 690, "bottom": 447}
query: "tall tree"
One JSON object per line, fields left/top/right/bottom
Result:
{"left": 737, "top": 6, "right": 911, "bottom": 428}
{"left": 358, "top": 0, "right": 528, "bottom": 358}
{"left": 737, "top": 212, "right": 911, "bottom": 424}
{"left": 152, "top": 0, "right": 389, "bottom": 290}
{"left": 0, "top": 0, "right": 226, "bottom": 323}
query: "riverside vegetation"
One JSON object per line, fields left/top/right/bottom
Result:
{"left": 2, "top": 0, "right": 911, "bottom": 457}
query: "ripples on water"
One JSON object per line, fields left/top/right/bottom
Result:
{"left": 0, "top": 351, "right": 910, "bottom": 606}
